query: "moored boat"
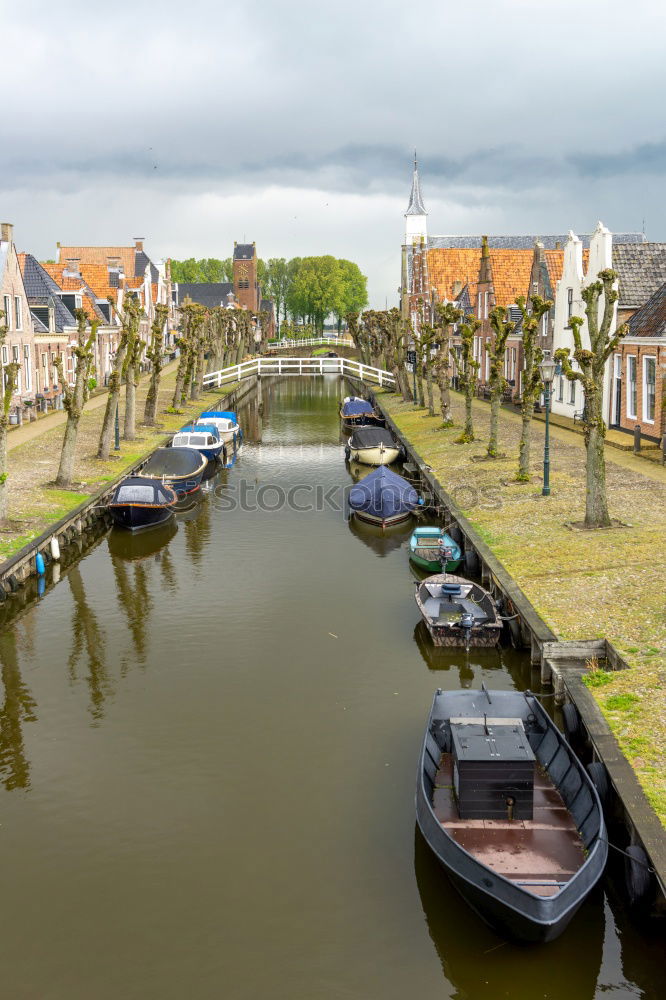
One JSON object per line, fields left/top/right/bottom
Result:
{"left": 339, "top": 396, "right": 383, "bottom": 427}
{"left": 107, "top": 475, "right": 178, "bottom": 531}
{"left": 346, "top": 426, "right": 401, "bottom": 466}
{"left": 172, "top": 425, "right": 226, "bottom": 462}
{"left": 141, "top": 447, "right": 208, "bottom": 496}
{"left": 410, "top": 526, "right": 462, "bottom": 572}
{"left": 415, "top": 573, "right": 501, "bottom": 647}
{"left": 416, "top": 687, "right": 608, "bottom": 942}
{"left": 348, "top": 465, "right": 419, "bottom": 527}
{"left": 199, "top": 410, "right": 242, "bottom": 446}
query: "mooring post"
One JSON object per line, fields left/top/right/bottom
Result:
{"left": 633, "top": 424, "right": 642, "bottom": 453}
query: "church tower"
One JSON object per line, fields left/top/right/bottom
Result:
{"left": 233, "top": 242, "right": 259, "bottom": 311}
{"left": 404, "top": 155, "right": 428, "bottom": 247}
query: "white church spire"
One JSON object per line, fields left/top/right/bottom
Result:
{"left": 404, "top": 152, "right": 428, "bottom": 246}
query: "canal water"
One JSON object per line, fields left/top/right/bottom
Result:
{"left": 0, "top": 377, "right": 662, "bottom": 1000}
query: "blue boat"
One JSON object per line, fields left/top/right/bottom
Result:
{"left": 409, "top": 526, "right": 463, "bottom": 572}
{"left": 348, "top": 466, "right": 419, "bottom": 527}
{"left": 172, "top": 424, "right": 225, "bottom": 462}
{"left": 339, "top": 396, "right": 383, "bottom": 426}
{"left": 199, "top": 411, "right": 242, "bottom": 446}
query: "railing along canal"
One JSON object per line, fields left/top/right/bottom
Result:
{"left": 202, "top": 356, "right": 395, "bottom": 389}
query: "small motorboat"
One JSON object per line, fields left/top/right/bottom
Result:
{"left": 410, "top": 527, "right": 462, "bottom": 573}
{"left": 348, "top": 466, "right": 419, "bottom": 527}
{"left": 107, "top": 475, "right": 178, "bottom": 531}
{"left": 416, "top": 687, "right": 608, "bottom": 942}
{"left": 346, "top": 426, "right": 401, "bottom": 466}
{"left": 141, "top": 447, "right": 207, "bottom": 496}
{"left": 172, "top": 425, "right": 226, "bottom": 462}
{"left": 339, "top": 396, "right": 382, "bottom": 427}
{"left": 415, "top": 573, "right": 501, "bottom": 647}
{"left": 199, "top": 411, "right": 242, "bottom": 446}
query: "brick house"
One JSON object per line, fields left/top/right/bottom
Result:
{"left": 615, "top": 282, "right": 666, "bottom": 442}
{"left": 0, "top": 223, "right": 37, "bottom": 417}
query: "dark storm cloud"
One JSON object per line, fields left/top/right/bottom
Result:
{"left": 570, "top": 138, "right": 666, "bottom": 179}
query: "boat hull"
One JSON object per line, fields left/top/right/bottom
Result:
{"left": 415, "top": 572, "right": 502, "bottom": 647}
{"left": 352, "top": 509, "right": 412, "bottom": 527}
{"left": 349, "top": 445, "right": 400, "bottom": 466}
{"left": 416, "top": 689, "right": 608, "bottom": 943}
{"left": 410, "top": 550, "right": 463, "bottom": 573}
{"left": 109, "top": 504, "right": 175, "bottom": 532}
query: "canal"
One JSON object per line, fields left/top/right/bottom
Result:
{"left": 0, "top": 376, "right": 662, "bottom": 999}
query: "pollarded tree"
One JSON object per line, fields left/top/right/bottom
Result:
{"left": 97, "top": 299, "right": 131, "bottom": 459}
{"left": 0, "top": 309, "right": 20, "bottom": 520}
{"left": 554, "top": 269, "right": 628, "bottom": 528}
{"left": 171, "top": 301, "right": 206, "bottom": 409}
{"left": 454, "top": 318, "right": 481, "bottom": 443}
{"left": 54, "top": 310, "right": 99, "bottom": 488}
{"left": 486, "top": 306, "right": 515, "bottom": 458}
{"left": 122, "top": 296, "right": 145, "bottom": 441}
{"left": 433, "top": 302, "right": 463, "bottom": 426}
{"left": 515, "top": 294, "right": 553, "bottom": 481}
{"left": 418, "top": 321, "right": 439, "bottom": 416}
{"left": 143, "top": 303, "right": 170, "bottom": 426}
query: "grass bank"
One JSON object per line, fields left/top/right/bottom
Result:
{"left": 379, "top": 387, "right": 666, "bottom": 825}
{"left": 0, "top": 367, "right": 240, "bottom": 562}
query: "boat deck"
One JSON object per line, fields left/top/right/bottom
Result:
{"left": 432, "top": 753, "right": 585, "bottom": 898}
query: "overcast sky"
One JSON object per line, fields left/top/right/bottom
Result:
{"left": 3, "top": 0, "right": 665, "bottom": 306}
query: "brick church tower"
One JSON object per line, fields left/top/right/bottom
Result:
{"left": 233, "top": 242, "right": 259, "bottom": 311}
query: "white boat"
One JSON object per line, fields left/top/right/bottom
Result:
{"left": 172, "top": 426, "right": 225, "bottom": 462}
{"left": 198, "top": 410, "right": 241, "bottom": 446}
{"left": 346, "top": 426, "right": 401, "bottom": 466}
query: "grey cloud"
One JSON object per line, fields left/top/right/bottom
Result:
{"left": 569, "top": 138, "right": 666, "bottom": 179}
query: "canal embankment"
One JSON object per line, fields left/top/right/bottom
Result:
{"left": 0, "top": 365, "right": 255, "bottom": 591}
{"left": 371, "top": 383, "right": 666, "bottom": 906}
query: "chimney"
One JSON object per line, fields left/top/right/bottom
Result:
{"left": 134, "top": 238, "right": 145, "bottom": 252}
{"left": 65, "top": 258, "right": 80, "bottom": 274}
{"left": 1, "top": 222, "right": 14, "bottom": 244}
{"left": 555, "top": 241, "right": 562, "bottom": 250}
{"left": 452, "top": 279, "right": 463, "bottom": 297}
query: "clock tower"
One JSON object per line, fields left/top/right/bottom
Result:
{"left": 233, "top": 241, "right": 259, "bottom": 311}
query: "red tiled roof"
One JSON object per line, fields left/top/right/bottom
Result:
{"left": 427, "top": 248, "right": 482, "bottom": 301}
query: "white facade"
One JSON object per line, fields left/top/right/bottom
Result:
{"left": 550, "top": 222, "right": 617, "bottom": 422}
{"left": 405, "top": 211, "right": 427, "bottom": 247}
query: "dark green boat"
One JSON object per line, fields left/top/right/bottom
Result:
{"left": 409, "top": 527, "right": 462, "bottom": 572}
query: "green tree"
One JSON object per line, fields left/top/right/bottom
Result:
{"left": 334, "top": 260, "right": 368, "bottom": 332}
{"left": 485, "top": 307, "right": 515, "bottom": 458}
{"left": 554, "top": 269, "right": 627, "bottom": 528}
{"left": 289, "top": 256, "right": 342, "bottom": 333}
{"left": 263, "top": 258, "right": 290, "bottom": 332}
{"left": 515, "top": 295, "right": 553, "bottom": 482}
{"left": 54, "top": 310, "right": 99, "bottom": 488}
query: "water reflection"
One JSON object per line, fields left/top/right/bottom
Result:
{"left": 347, "top": 512, "right": 414, "bottom": 557}
{"left": 107, "top": 519, "right": 178, "bottom": 562}
{"left": 0, "top": 629, "right": 37, "bottom": 790}
{"left": 414, "top": 826, "right": 606, "bottom": 1000}
{"left": 67, "top": 566, "right": 110, "bottom": 721}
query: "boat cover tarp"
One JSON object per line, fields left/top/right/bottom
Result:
{"left": 341, "top": 398, "right": 374, "bottom": 417}
{"left": 348, "top": 466, "right": 418, "bottom": 519}
{"left": 349, "top": 426, "right": 398, "bottom": 450}
{"left": 111, "top": 476, "right": 174, "bottom": 505}
{"left": 143, "top": 447, "right": 205, "bottom": 477}
{"left": 179, "top": 424, "right": 220, "bottom": 439}
{"left": 201, "top": 411, "right": 239, "bottom": 424}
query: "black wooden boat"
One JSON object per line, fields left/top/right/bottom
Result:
{"left": 141, "top": 447, "right": 207, "bottom": 496}
{"left": 107, "top": 476, "right": 178, "bottom": 531}
{"left": 416, "top": 687, "right": 608, "bottom": 943}
{"left": 415, "top": 573, "right": 502, "bottom": 647}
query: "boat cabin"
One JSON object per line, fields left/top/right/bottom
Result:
{"left": 450, "top": 718, "right": 535, "bottom": 820}
{"left": 172, "top": 429, "right": 220, "bottom": 450}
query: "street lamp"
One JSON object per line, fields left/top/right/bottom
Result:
{"left": 539, "top": 356, "right": 557, "bottom": 496}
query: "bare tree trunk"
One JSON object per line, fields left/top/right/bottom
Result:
{"left": 487, "top": 391, "right": 502, "bottom": 457}
{"left": 585, "top": 389, "right": 611, "bottom": 528}
{"left": 123, "top": 365, "right": 136, "bottom": 441}
{"left": 0, "top": 423, "right": 8, "bottom": 521}
{"left": 171, "top": 350, "right": 188, "bottom": 409}
{"left": 463, "top": 385, "right": 475, "bottom": 442}
{"left": 55, "top": 416, "right": 80, "bottom": 487}
{"left": 426, "top": 366, "right": 435, "bottom": 416}
{"left": 415, "top": 352, "right": 425, "bottom": 407}
{"left": 517, "top": 403, "right": 534, "bottom": 480}
{"left": 98, "top": 374, "right": 121, "bottom": 459}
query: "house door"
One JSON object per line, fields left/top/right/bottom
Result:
{"left": 612, "top": 354, "right": 622, "bottom": 425}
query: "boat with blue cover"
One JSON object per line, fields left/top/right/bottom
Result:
{"left": 172, "top": 425, "right": 225, "bottom": 462}
{"left": 348, "top": 465, "right": 419, "bottom": 527}
{"left": 339, "top": 396, "right": 383, "bottom": 427}
{"left": 410, "top": 526, "right": 463, "bottom": 572}
{"left": 416, "top": 687, "right": 608, "bottom": 942}
{"left": 199, "top": 411, "right": 242, "bottom": 445}
{"left": 141, "top": 447, "right": 208, "bottom": 496}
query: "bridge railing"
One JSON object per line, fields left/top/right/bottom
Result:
{"left": 202, "top": 356, "right": 395, "bottom": 389}
{"left": 268, "top": 337, "right": 354, "bottom": 349}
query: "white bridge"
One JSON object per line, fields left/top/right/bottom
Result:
{"left": 268, "top": 336, "right": 354, "bottom": 349}
{"left": 202, "top": 356, "right": 395, "bottom": 389}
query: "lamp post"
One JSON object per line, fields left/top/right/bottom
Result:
{"left": 539, "top": 357, "right": 557, "bottom": 496}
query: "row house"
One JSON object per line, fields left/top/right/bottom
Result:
{"left": 619, "top": 283, "right": 665, "bottom": 440}
{"left": 549, "top": 224, "right": 666, "bottom": 438}
{"left": 1, "top": 223, "right": 35, "bottom": 411}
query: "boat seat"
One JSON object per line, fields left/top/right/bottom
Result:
{"left": 441, "top": 583, "right": 462, "bottom": 597}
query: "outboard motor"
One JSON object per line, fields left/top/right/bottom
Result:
{"left": 459, "top": 609, "right": 475, "bottom": 645}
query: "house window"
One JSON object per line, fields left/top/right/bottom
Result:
{"left": 484, "top": 291, "right": 489, "bottom": 320}
{"left": 477, "top": 296, "right": 482, "bottom": 319}
{"left": 567, "top": 288, "right": 573, "bottom": 319}
{"left": 541, "top": 313, "right": 548, "bottom": 337}
{"left": 1, "top": 345, "right": 7, "bottom": 364}
{"left": 557, "top": 376, "right": 564, "bottom": 402}
{"left": 568, "top": 378, "right": 576, "bottom": 405}
{"left": 14, "top": 297, "right": 22, "bottom": 330}
{"left": 3, "top": 295, "right": 11, "bottom": 328}
{"left": 24, "top": 345, "right": 31, "bottom": 391}
{"left": 627, "top": 356, "right": 637, "bottom": 418}
{"left": 643, "top": 356, "right": 656, "bottom": 422}
{"left": 41, "top": 352, "right": 48, "bottom": 371}
{"left": 12, "top": 345, "right": 19, "bottom": 363}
